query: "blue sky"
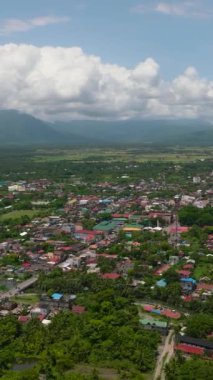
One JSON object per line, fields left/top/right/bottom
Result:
{"left": 1, "top": 0, "right": 213, "bottom": 79}
{"left": 1, "top": 1, "right": 213, "bottom": 121}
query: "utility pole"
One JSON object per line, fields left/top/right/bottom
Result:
{"left": 174, "top": 194, "right": 181, "bottom": 249}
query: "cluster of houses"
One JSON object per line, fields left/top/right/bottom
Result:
{"left": 0, "top": 169, "right": 212, "bottom": 363}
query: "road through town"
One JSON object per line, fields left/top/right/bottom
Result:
{"left": 0, "top": 275, "right": 38, "bottom": 301}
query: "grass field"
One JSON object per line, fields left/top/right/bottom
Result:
{"left": 34, "top": 147, "right": 213, "bottom": 164}
{"left": 0, "top": 209, "right": 38, "bottom": 221}
{"left": 11, "top": 293, "right": 39, "bottom": 305}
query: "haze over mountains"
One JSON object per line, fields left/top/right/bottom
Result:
{"left": 0, "top": 110, "right": 213, "bottom": 147}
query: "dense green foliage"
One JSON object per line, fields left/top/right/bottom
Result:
{"left": 179, "top": 206, "right": 213, "bottom": 227}
{"left": 0, "top": 279, "right": 160, "bottom": 379}
{"left": 185, "top": 314, "right": 213, "bottom": 338}
{"left": 165, "top": 357, "right": 213, "bottom": 380}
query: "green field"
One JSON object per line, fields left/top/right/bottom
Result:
{"left": 11, "top": 293, "right": 39, "bottom": 305}
{"left": 34, "top": 147, "right": 213, "bottom": 163}
{"left": 0, "top": 209, "right": 38, "bottom": 221}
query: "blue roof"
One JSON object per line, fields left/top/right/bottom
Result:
{"left": 52, "top": 293, "right": 63, "bottom": 300}
{"left": 180, "top": 278, "right": 196, "bottom": 284}
{"left": 156, "top": 279, "right": 167, "bottom": 288}
{"left": 152, "top": 309, "right": 161, "bottom": 315}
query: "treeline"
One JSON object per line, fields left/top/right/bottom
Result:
{"left": 0, "top": 273, "right": 160, "bottom": 379}
{"left": 179, "top": 206, "right": 213, "bottom": 227}
{"left": 165, "top": 357, "right": 213, "bottom": 380}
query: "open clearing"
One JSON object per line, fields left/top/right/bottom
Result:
{"left": 69, "top": 364, "right": 152, "bottom": 380}
{"left": 11, "top": 293, "right": 39, "bottom": 305}
{"left": 0, "top": 209, "right": 38, "bottom": 221}
{"left": 69, "top": 365, "right": 118, "bottom": 379}
{"left": 34, "top": 147, "right": 213, "bottom": 163}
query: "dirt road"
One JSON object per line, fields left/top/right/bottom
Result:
{"left": 153, "top": 329, "right": 175, "bottom": 380}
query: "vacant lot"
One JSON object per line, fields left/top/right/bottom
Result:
{"left": 11, "top": 293, "right": 39, "bottom": 305}
{"left": 0, "top": 209, "right": 38, "bottom": 221}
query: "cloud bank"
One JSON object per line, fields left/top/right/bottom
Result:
{"left": 0, "top": 43, "right": 213, "bottom": 121}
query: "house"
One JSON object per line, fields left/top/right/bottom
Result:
{"left": 74, "top": 230, "right": 102, "bottom": 243}
{"left": 154, "top": 264, "right": 171, "bottom": 276}
{"left": 177, "top": 335, "right": 213, "bottom": 356}
{"left": 122, "top": 224, "right": 142, "bottom": 232}
{"left": 169, "top": 256, "right": 179, "bottom": 265}
{"left": 30, "top": 307, "right": 48, "bottom": 319}
{"left": 180, "top": 278, "right": 197, "bottom": 294}
{"left": 169, "top": 226, "right": 190, "bottom": 234}
{"left": 51, "top": 293, "right": 63, "bottom": 301}
{"left": 94, "top": 221, "right": 118, "bottom": 234}
{"left": 72, "top": 305, "right": 86, "bottom": 314}
{"left": 175, "top": 343, "right": 204, "bottom": 356}
{"left": 156, "top": 279, "right": 167, "bottom": 288}
{"left": 142, "top": 304, "right": 181, "bottom": 319}
{"left": 140, "top": 317, "right": 169, "bottom": 335}
{"left": 101, "top": 273, "right": 121, "bottom": 280}
{"left": 18, "top": 315, "right": 30, "bottom": 324}
{"left": 178, "top": 270, "right": 191, "bottom": 278}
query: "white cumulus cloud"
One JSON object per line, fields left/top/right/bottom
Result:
{"left": 0, "top": 43, "right": 213, "bottom": 121}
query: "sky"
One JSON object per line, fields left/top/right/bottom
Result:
{"left": 0, "top": 0, "right": 213, "bottom": 121}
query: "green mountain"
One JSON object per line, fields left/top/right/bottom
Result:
{"left": 0, "top": 110, "right": 212, "bottom": 146}
{"left": 54, "top": 119, "right": 213, "bottom": 146}
{"left": 0, "top": 110, "right": 64, "bottom": 146}
{"left": 0, "top": 110, "right": 91, "bottom": 146}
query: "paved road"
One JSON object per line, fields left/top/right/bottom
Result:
{"left": 0, "top": 275, "right": 38, "bottom": 301}
{"left": 153, "top": 330, "right": 175, "bottom": 380}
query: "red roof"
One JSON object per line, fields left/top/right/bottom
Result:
{"left": 169, "top": 226, "right": 189, "bottom": 234}
{"left": 38, "top": 314, "right": 46, "bottom": 321}
{"left": 86, "top": 235, "right": 95, "bottom": 242}
{"left": 18, "top": 316, "right": 30, "bottom": 323}
{"left": 143, "top": 304, "right": 154, "bottom": 312}
{"left": 102, "top": 273, "right": 120, "bottom": 280}
{"left": 162, "top": 310, "right": 181, "bottom": 319}
{"left": 86, "top": 258, "right": 97, "bottom": 265}
{"left": 22, "top": 262, "right": 31, "bottom": 268}
{"left": 183, "top": 264, "right": 194, "bottom": 269}
{"left": 113, "top": 214, "right": 125, "bottom": 218}
{"left": 81, "top": 230, "right": 102, "bottom": 235}
{"left": 72, "top": 305, "right": 86, "bottom": 314}
{"left": 149, "top": 211, "right": 170, "bottom": 218}
{"left": 76, "top": 230, "right": 96, "bottom": 235}
{"left": 175, "top": 344, "right": 204, "bottom": 356}
{"left": 178, "top": 270, "right": 191, "bottom": 277}
{"left": 183, "top": 295, "right": 192, "bottom": 302}
{"left": 155, "top": 264, "right": 171, "bottom": 276}
{"left": 197, "top": 283, "right": 213, "bottom": 291}
{"left": 62, "top": 246, "right": 72, "bottom": 251}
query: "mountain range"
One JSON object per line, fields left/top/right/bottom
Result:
{"left": 0, "top": 110, "right": 213, "bottom": 146}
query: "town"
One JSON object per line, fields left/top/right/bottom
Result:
{"left": 0, "top": 148, "right": 212, "bottom": 380}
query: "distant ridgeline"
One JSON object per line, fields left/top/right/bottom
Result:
{"left": 0, "top": 110, "right": 213, "bottom": 146}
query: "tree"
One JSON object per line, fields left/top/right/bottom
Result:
{"left": 186, "top": 314, "right": 213, "bottom": 338}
